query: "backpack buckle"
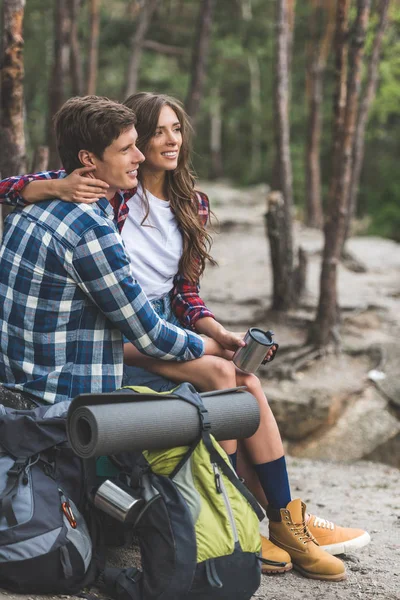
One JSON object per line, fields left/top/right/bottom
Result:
{"left": 7, "top": 458, "right": 27, "bottom": 478}
{"left": 199, "top": 407, "right": 211, "bottom": 431}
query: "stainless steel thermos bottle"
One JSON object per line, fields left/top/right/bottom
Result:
{"left": 233, "top": 328, "right": 277, "bottom": 374}
{"left": 94, "top": 479, "right": 144, "bottom": 523}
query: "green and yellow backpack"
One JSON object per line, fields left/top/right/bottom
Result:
{"left": 102, "top": 383, "right": 264, "bottom": 600}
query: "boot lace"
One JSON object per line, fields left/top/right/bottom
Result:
{"left": 313, "top": 516, "right": 335, "bottom": 530}
{"left": 290, "top": 521, "right": 316, "bottom": 544}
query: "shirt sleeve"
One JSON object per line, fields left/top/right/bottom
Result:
{"left": 171, "top": 190, "right": 216, "bottom": 330}
{"left": 68, "top": 223, "right": 205, "bottom": 361}
{"left": 0, "top": 170, "right": 66, "bottom": 207}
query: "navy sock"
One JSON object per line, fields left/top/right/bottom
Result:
{"left": 228, "top": 451, "right": 237, "bottom": 471}
{"left": 254, "top": 456, "right": 291, "bottom": 510}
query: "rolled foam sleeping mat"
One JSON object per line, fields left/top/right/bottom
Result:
{"left": 67, "top": 388, "right": 259, "bottom": 458}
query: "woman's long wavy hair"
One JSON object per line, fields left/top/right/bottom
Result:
{"left": 123, "top": 92, "right": 216, "bottom": 283}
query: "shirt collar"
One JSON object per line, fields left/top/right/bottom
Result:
{"left": 96, "top": 197, "right": 115, "bottom": 221}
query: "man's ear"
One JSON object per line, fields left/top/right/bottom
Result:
{"left": 78, "top": 149, "right": 97, "bottom": 168}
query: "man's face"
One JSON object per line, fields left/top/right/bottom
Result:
{"left": 91, "top": 126, "right": 145, "bottom": 194}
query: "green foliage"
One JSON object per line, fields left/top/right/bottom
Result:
{"left": 8, "top": 0, "right": 400, "bottom": 239}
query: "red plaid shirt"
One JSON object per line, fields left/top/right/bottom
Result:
{"left": 0, "top": 171, "right": 215, "bottom": 330}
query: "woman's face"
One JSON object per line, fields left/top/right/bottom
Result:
{"left": 143, "top": 105, "right": 182, "bottom": 174}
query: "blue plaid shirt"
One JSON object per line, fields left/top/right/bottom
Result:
{"left": 0, "top": 198, "right": 204, "bottom": 404}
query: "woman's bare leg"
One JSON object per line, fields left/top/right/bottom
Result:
{"left": 237, "top": 442, "right": 269, "bottom": 509}
{"left": 234, "top": 369, "right": 284, "bottom": 464}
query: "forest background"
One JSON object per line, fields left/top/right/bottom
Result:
{"left": 1, "top": 0, "right": 400, "bottom": 241}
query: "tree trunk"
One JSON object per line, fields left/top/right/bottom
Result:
{"left": 125, "top": 0, "right": 160, "bottom": 99}
{"left": 185, "top": 0, "right": 215, "bottom": 125}
{"left": 343, "top": 0, "right": 390, "bottom": 244}
{"left": 69, "top": 0, "right": 83, "bottom": 96}
{"left": 32, "top": 146, "right": 49, "bottom": 172}
{"left": 311, "top": 0, "right": 371, "bottom": 348}
{"left": 248, "top": 54, "right": 262, "bottom": 179}
{"left": 270, "top": 0, "right": 295, "bottom": 310}
{"left": 47, "top": 0, "right": 71, "bottom": 170}
{"left": 0, "top": 0, "right": 27, "bottom": 179}
{"left": 305, "top": 0, "right": 335, "bottom": 228}
{"left": 209, "top": 86, "right": 223, "bottom": 179}
{"left": 87, "top": 0, "right": 100, "bottom": 95}
{"left": 286, "top": 0, "right": 296, "bottom": 80}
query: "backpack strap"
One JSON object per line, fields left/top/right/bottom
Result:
{"left": 168, "top": 382, "right": 211, "bottom": 432}
{"left": 170, "top": 383, "right": 265, "bottom": 522}
{"left": 201, "top": 431, "right": 265, "bottom": 522}
{"left": 0, "top": 457, "right": 28, "bottom": 526}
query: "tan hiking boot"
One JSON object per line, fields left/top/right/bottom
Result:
{"left": 260, "top": 535, "right": 293, "bottom": 574}
{"left": 267, "top": 499, "right": 346, "bottom": 582}
{"left": 307, "top": 514, "right": 370, "bottom": 555}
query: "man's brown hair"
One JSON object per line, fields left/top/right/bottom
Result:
{"left": 53, "top": 96, "right": 137, "bottom": 173}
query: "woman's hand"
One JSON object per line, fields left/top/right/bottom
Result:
{"left": 57, "top": 167, "right": 109, "bottom": 203}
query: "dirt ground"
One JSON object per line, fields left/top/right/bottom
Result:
{"left": 1, "top": 181, "right": 399, "bottom": 600}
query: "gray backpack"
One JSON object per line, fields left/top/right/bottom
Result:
{"left": 0, "top": 401, "right": 99, "bottom": 594}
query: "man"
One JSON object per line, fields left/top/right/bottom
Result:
{"left": 0, "top": 96, "right": 218, "bottom": 405}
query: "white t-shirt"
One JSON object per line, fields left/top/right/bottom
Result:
{"left": 122, "top": 184, "right": 183, "bottom": 301}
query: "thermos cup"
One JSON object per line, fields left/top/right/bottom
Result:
{"left": 94, "top": 479, "right": 144, "bottom": 523}
{"left": 233, "top": 328, "right": 278, "bottom": 374}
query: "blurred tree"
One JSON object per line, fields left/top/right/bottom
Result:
{"left": 69, "top": 0, "right": 83, "bottom": 96}
{"left": 209, "top": 85, "right": 223, "bottom": 179}
{"left": 311, "top": 0, "right": 371, "bottom": 348}
{"left": 0, "top": 0, "right": 27, "bottom": 234}
{"left": 305, "top": 0, "right": 335, "bottom": 228}
{"left": 185, "top": 0, "right": 215, "bottom": 125}
{"left": 125, "top": 0, "right": 161, "bottom": 98}
{"left": 0, "top": 0, "right": 27, "bottom": 177}
{"left": 269, "top": 0, "right": 295, "bottom": 310}
{"left": 47, "top": 0, "right": 71, "bottom": 169}
{"left": 87, "top": 0, "right": 100, "bottom": 94}
{"left": 343, "top": 0, "right": 390, "bottom": 246}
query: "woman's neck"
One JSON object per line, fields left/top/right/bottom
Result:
{"left": 141, "top": 169, "right": 167, "bottom": 200}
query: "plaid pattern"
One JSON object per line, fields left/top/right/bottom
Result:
{"left": 0, "top": 198, "right": 204, "bottom": 404}
{"left": 0, "top": 172, "right": 215, "bottom": 330}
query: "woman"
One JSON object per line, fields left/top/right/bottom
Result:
{"left": 0, "top": 93, "right": 369, "bottom": 580}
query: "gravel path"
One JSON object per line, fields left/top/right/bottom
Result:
{"left": 1, "top": 457, "right": 398, "bottom": 600}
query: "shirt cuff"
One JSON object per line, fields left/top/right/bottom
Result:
{"left": 182, "top": 308, "right": 216, "bottom": 330}
{"left": 7, "top": 177, "right": 37, "bottom": 208}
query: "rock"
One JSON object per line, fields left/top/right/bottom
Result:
{"left": 288, "top": 387, "right": 400, "bottom": 464}
{"left": 0, "top": 386, "right": 36, "bottom": 410}
{"left": 365, "top": 431, "right": 400, "bottom": 469}
{"left": 264, "top": 385, "right": 341, "bottom": 440}
{"left": 373, "top": 342, "right": 400, "bottom": 408}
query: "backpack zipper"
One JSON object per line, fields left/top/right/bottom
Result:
{"left": 212, "top": 463, "right": 239, "bottom": 543}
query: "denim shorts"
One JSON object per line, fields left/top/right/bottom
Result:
{"left": 122, "top": 292, "right": 181, "bottom": 392}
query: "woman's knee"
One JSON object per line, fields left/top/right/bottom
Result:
{"left": 241, "top": 373, "right": 269, "bottom": 403}
{"left": 206, "top": 358, "right": 237, "bottom": 388}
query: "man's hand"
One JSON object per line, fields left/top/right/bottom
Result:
{"left": 57, "top": 167, "right": 110, "bottom": 203}
{"left": 214, "top": 328, "right": 246, "bottom": 352}
{"left": 203, "top": 337, "right": 233, "bottom": 359}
